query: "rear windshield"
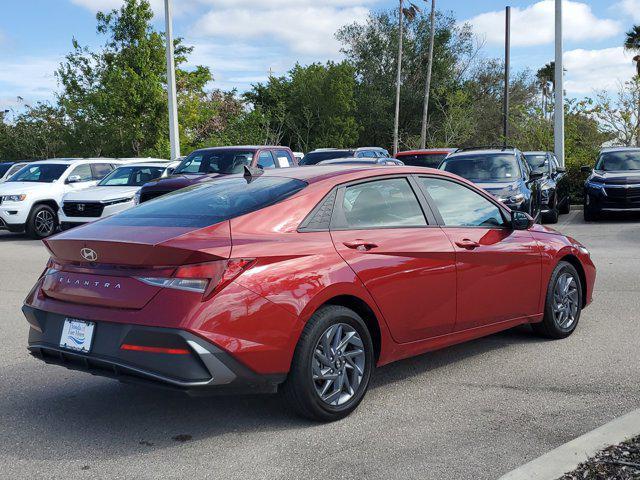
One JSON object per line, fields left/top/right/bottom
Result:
{"left": 595, "top": 151, "right": 640, "bottom": 171}
{"left": 301, "top": 151, "right": 353, "bottom": 166}
{"left": 397, "top": 153, "right": 448, "bottom": 168}
{"left": 174, "top": 149, "right": 256, "bottom": 175}
{"left": 440, "top": 154, "right": 521, "bottom": 182}
{"left": 100, "top": 176, "right": 307, "bottom": 228}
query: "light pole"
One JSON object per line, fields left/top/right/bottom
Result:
{"left": 164, "top": 0, "right": 180, "bottom": 160}
{"left": 503, "top": 6, "right": 511, "bottom": 148}
{"left": 554, "top": 0, "right": 565, "bottom": 166}
{"left": 419, "top": 0, "right": 436, "bottom": 150}
{"left": 393, "top": 0, "right": 404, "bottom": 156}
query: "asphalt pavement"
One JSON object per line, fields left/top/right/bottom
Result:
{"left": 0, "top": 210, "right": 638, "bottom": 479}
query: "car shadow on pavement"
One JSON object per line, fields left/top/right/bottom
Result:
{"left": 0, "top": 325, "right": 544, "bottom": 462}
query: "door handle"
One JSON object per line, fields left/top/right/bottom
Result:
{"left": 455, "top": 239, "right": 480, "bottom": 250}
{"left": 343, "top": 240, "right": 379, "bottom": 251}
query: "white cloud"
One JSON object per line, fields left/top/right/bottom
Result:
{"left": 193, "top": 5, "right": 370, "bottom": 56}
{"left": 467, "top": 0, "right": 621, "bottom": 47}
{"left": 0, "top": 56, "right": 62, "bottom": 104}
{"left": 564, "top": 47, "right": 637, "bottom": 95}
{"left": 615, "top": 0, "right": 640, "bottom": 23}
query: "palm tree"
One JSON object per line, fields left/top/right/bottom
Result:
{"left": 419, "top": 0, "right": 436, "bottom": 149}
{"left": 624, "top": 25, "right": 640, "bottom": 145}
{"left": 536, "top": 62, "right": 555, "bottom": 119}
{"left": 393, "top": 0, "right": 420, "bottom": 156}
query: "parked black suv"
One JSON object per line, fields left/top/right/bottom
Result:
{"left": 440, "top": 147, "right": 544, "bottom": 220}
{"left": 582, "top": 147, "right": 640, "bottom": 221}
{"left": 524, "top": 151, "right": 570, "bottom": 223}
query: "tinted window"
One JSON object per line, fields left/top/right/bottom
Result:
{"left": 101, "top": 177, "right": 307, "bottom": 228}
{"left": 357, "top": 151, "right": 376, "bottom": 158}
{"left": 421, "top": 177, "right": 506, "bottom": 227}
{"left": 341, "top": 178, "right": 426, "bottom": 229}
{"left": 69, "top": 164, "right": 93, "bottom": 182}
{"left": 440, "top": 154, "right": 521, "bottom": 182}
{"left": 91, "top": 163, "right": 114, "bottom": 180}
{"left": 6, "top": 164, "right": 26, "bottom": 177}
{"left": 0, "top": 164, "right": 11, "bottom": 176}
{"left": 257, "top": 151, "right": 276, "bottom": 169}
{"left": 301, "top": 150, "right": 353, "bottom": 165}
{"left": 595, "top": 151, "right": 640, "bottom": 171}
{"left": 397, "top": 153, "right": 447, "bottom": 168}
{"left": 8, "top": 164, "right": 68, "bottom": 183}
{"left": 525, "top": 154, "right": 549, "bottom": 172}
{"left": 174, "top": 149, "right": 256, "bottom": 175}
{"left": 275, "top": 150, "right": 293, "bottom": 167}
{"left": 99, "top": 166, "right": 165, "bottom": 186}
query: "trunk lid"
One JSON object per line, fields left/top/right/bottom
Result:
{"left": 41, "top": 221, "right": 232, "bottom": 309}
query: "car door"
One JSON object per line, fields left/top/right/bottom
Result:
{"left": 417, "top": 175, "right": 542, "bottom": 331}
{"left": 330, "top": 176, "right": 457, "bottom": 343}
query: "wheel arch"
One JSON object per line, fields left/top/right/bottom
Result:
{"left": 559, "top": 254, "right": 588, "bottom": 307}
{"left": 31, "top": 199, "right": 59, "bottom": 214}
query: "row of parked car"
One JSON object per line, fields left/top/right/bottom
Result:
{"left": 2, "top": 144, "right": 638, "bottom": 239}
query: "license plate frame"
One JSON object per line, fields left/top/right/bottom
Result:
{"left": 59, "top": 318, "right": 95, "bottom": 353}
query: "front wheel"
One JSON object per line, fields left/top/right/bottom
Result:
{"left": 26, "top": 204, "right": 58, "bottom": 239}
{"left": 532, "top": 261, "right": 583, "bottom": 339}
{"left": 283, "top": 305, "right": 374, "bottom": 422}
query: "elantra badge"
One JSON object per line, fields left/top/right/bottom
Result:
{"left": 81, "top": 248, "right": 98, "bottom": 262}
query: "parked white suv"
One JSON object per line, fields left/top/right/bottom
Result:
{"left": 0, "top": 158, "right": 120, "bottom": 238}
{"left": 59, "top": 160, "right": 178, "bottom": 229}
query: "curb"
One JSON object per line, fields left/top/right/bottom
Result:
{"left": 498, "top": 408, "right": 640, "bottom": 480}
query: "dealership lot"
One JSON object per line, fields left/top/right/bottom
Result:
{"left": 0, "top": 211, "right": 638, "bottom": 479}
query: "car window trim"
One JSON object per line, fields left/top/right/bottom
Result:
{"left": 328, "top": 174, "right": 436, "bottom": 231}
{"left": 414, "top": 174, "right": 512, "bottom": 229}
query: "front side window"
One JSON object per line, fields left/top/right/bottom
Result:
{"left": 340, "top": 178, "right": 426, "bottom": 229}
{"left": 99, "top": 166, "right": 165, "bottom": 186}
{"left": 440, "top": 154, "right": 521, "bottom": 183}
{"left": 595, "top": 150, "right": 640, "bottom": 171}
{"left": 68, "top": 164, "right": 93, "bottom": 182}
{"left": 174, "top": 149, "right": 256, "bottom": 175}
{"left": 101, "top": 177, "right": 307, "bottom": 228}
{"left": 257, "top": 151, "right": 276, "bottom": 169}
{"left": 421, "top": 177, "right": 506, "bottom": 228}
{"left": 275, "top": 150, "right": 293, "bottom": 167}
{"left": 8, "top": 164, "right": 68, "bottom": 183}
{"left": 525, "top": 154, "right": 549, "bottom": 173}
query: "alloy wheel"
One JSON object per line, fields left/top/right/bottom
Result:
{"left": 34, "top": 210, "right": 55, "bottom": 236}
{"left": 552, "top": 272, "right": 579, "bottom": 329}
{"left": 312, "top": 323, "right": 366, "bottom": 406}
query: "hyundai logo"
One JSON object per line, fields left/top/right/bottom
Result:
{"left": 80, "top": 248, "right": 98, "bottom": 262}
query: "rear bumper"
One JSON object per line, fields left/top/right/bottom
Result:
{"left": 24, "top": 306, "right": 285, "bottom": 394}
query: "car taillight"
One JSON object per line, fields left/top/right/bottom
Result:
{"left": 120, "top": 344, "right": 190, "bottom": 355}
{"left": 136, "top": 258, "right": 255, "bottom": 298}
{"left": 40, "top": 258, "right": 62, "bottom": 279}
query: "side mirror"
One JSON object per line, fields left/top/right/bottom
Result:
{"left": 511, "top": 211, "right": 534, "bottom": 230}
{"left": 556, "top": 166, "right": 566, "bottom": 173}
{"left": 529, "top": 171, "right": 545, "bottom": 181}
{"left": 66, "top": 175, "right": 82, "bottom": 184}
{"left": 580, "top": 166, "right": 592, "bottom": 173}
{"left": 165, "top": 167, "right": 175, "bottom": 175}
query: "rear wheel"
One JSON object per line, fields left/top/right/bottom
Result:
{"left": 283, "top": 305, "right": 374, "bottom": 422}
{"left": 532, "top": 261, "right": 582, "bottom": 339}
{"left": 26, "top": 204, "right": 58, "bottom": 239}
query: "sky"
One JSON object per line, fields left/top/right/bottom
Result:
{"left": 0, "top": 0, "right": 639, "bottom": 113}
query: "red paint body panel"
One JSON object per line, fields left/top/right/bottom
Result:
{"left": 24, "top": 166, "right": 597, "bottom": 380}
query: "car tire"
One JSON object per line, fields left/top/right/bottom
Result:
{"left": 26, "top": 204, "right": 58, "bottom": 239}
{"left": 542, "top": 197, "right": 559, "bottom": 224}
{"left": 282, "top": 305, "right": 374, "bottom": 422}
{"left": 532, "top": 261, "right": 583, "bottom": 339}
{"left": 559, "top": 197, "right": 570, "bottom": 214}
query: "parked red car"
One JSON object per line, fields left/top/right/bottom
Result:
{"left": 24, "top": 166, "right": 595, "bottom": 421}
{"left": 395, "top": 148, "right": 457, "bottom": 168}
{"left": 136, "top": 146, "right": 297, "bottom": 203}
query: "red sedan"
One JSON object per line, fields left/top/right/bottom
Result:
{"left": 24, "top": 166, "right": 595, "bottom": 421}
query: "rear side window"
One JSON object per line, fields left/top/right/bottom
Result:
{"left": 101, "top": 177, "right": 307, "bottom": 228}
{"left": 338, "top": 178, "right": 426, "bottom": 229}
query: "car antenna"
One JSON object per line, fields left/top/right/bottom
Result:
{"left": 243, "top": 165, "right": 263, "bottom": 183}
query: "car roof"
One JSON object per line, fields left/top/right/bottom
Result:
{"left": 446, "top": 149, "right": 516, "bottom": 158}
{"left": 194, "top": 146, "right": 286, "bottom": 152}
{"left": 524, "top": 151, "right": 550, "bottom": 155}
{"left": 113, "top": 162, "right": 173, "bottom": 168}
{"left": 397, "top": 148, "right": 457, "bottom": 155}
{"left": 600, "top": 146, "right": 640, "bottom": 153}
{"left": 28, "top": 158, "right": 118, "bottom": 165}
